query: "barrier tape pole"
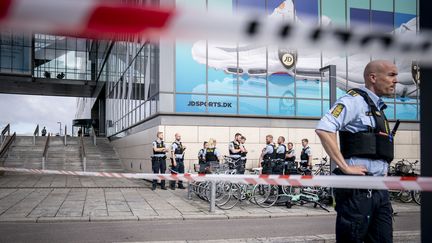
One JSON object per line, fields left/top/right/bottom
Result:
{"left": 0, "top": 0, "right": 431, "bottom": 63}
{"left": 0, "top": 167, "right": 431, "bottom": 191}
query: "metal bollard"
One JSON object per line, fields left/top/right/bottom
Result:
{"left": 187, "top": 183, "right": 192, "bottom": 200}
{"left": 209, "top": 180, "right": 216, "bottom": 213}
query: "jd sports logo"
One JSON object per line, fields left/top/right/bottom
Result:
{"left": 188, "top": 101, "right": 232, "bottom": 108}
{"left": 278, "top": 48, "right": 297, "bottom": 70}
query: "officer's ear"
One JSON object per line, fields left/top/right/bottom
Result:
{"left": 369, "top": 73, "right": 377, "bottom": 83}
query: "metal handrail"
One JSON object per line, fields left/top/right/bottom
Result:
{"left": 42, "top": 134, "right": 50, "bottom": 170}
{"left": 1, "top": 124, "right": 10, "bottom": 145}
{"left": 64, "top": 125, "right": 67, "bottom": 146}
{"left": 80, "top": 135, "right": 87, "bottom": 171}
{"left": 91, "top": 125, "right": 96, "bottom": 146}
{"left": 0, "top": 132, "right": 16, "bottom": 162}
{"left": 33, "top": 124, "right": 39, "bottom": 145}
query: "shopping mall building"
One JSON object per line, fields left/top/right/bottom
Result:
{"left": 73, "top": 0, "right": 420, "bottom": 172}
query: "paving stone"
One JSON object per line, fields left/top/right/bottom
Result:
{"left": 37, "top": 216, "right": 90, "bottom": 223}
{"left": 90, "top": 215, "right": 138, "bottom": 222}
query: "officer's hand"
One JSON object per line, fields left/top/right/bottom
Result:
{"left": 341, "top": 165, "right": 367, "bottom": 175}
{"left": 173, "top": 162, "right": 177, "bottom": 167}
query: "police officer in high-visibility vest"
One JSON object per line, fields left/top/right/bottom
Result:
{"left": 300, "top": 138, "right": 312, "bottom": 173}
{"left": 259, "top": 135, "right": 276, "bottom": 174}
{"left": 273, "top": 136, "right": 286, "bottom": 175}
{"left": 285, "top": 142, "right": 296, "bottom": 174}
{"left": 316, "top": 60, "right": 398, "bottom": 243}
{"left": 228, "top": 133, "right": 244, "bottom": 173}
{"left": 203, "top": 138, "right": 221, "bottom": 173}
{"left": 170, "top": 133, "right": 186, "bottom": 190}
{"left": 151, "top": 132, "right": 168, "bottom": 190}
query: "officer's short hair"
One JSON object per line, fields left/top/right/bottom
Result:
{"left": 279, "top": 136, "right": 285, "bottom": 142}
{"left": 235, "top": 133, "right": 242, "bottom": 138}
{"left": 203, "top": 141, "right": 208, "bottom": 146}
{"left": 266, "top": 135, "right": 273, "bottom": 139}
{"left": 287, "top": 142, "right": 293, "bottom": 146}
{"left": 241, "top": 136, "right": 246, "bottom": 140}
{"left": 157, "top": 132, "right": 163, "bottom": 137}
{"left": 302, "top": 138, "right": 308, "bottom": 143}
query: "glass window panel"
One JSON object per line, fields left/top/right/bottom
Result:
{"left": 268, "top": 74, "right": 295, "bottom": 97}
{"left": 239, "top": 97, "right": 266, "bottom": 115}
{"left": 207, "top": 95, "right": 237, "bottom": 114}
{"left": 384, "top": 103, "right": 395, "bottom": 120}
{"left": 296, "top": 79, "right": 321, "bottom": 98}
{"left": 207, "top": 41, "right": 238, "bottom": 95}
{"left": 175, "top": 94, "right": 206, "bottom": 113}
{"left": 269, "top": 98, "right": 295, "bottom": 116}
{"left": 395, "top": 103, "right": 417, "bottom": 120}
{"left": 239, "top": 76, "right": 266, "bottom": 96}
{"left": 175, "top": 42, "right": 206, "bottom": 93}
{"left": 296, "top": 99, "right": 322, "bottom": 117}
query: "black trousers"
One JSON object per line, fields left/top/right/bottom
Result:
{"left": 237, "top": 158, "right": 246, "bottom": 174}
{"left": 335, "top": 189, "right": 393, "bottom": 243}
{"left": 152, "top": 157, "right": 166, "bottom": 188}
{"left": 170, "top": 158, "right": 184, "bottom": 188}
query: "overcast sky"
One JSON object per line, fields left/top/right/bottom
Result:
{"left": 0, "top": 94, "right": 77, "bottom": 136}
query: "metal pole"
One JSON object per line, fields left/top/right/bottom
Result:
{"left": 209, "top": 180, "right": 216, "bottom": 213}
{"left": 64, "top": 125, "right": 67, "bottom": 146}
{"left": 42, "top": 157, "right": 45, "bottom": 170}
{"left": 328, "top": 65, "right": 337, "bottom": 173}
{"left": 420, "top": 1, "right": 431, "bottom": 242}
{"left": 83, "top": 157, "right": 86, "bottom": 172}
{"left": 187, "top": 183, "right": 192, "bottom": 200}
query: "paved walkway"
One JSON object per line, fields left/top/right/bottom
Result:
{"left": 0, "top": 173, "right": 420, "bottom": 223}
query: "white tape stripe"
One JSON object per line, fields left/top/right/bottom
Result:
{"left": 1, "top": 167, "right": 431, "bottom": 191}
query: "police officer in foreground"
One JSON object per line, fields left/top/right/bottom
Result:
{"left": 228, "top": 133, "right": 244, "bottom": 172}
{"left": 316, "top": 60, "right": 398, "bottom": 243}
{"left": 259, "top": 135, "right": 276, "bottom": 174}
{"left": 151, "top": 132, "right": 168, "bottom": 190}
{"left": 274, "top": 136, "right": 287, "bottom": 175}
{"left": 170, "top": 133, "right": 186, "bottom": 190}
{"left": 285, "top": 142, "right": 296, "bottom": 174}
{"left": 299, "top": 138, "right": 312, "bottom": 173}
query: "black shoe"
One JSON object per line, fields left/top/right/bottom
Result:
{"left": 151, "top": 186, "right": 156, "bottom": 191}
{"left": 161, "top": 187, "right": 168, "bottom": 190}
{"left": 178, "top": 185, "right": 186, "bottom": 189}
{"left": 170, "top": 187, "right": 176, "bottom": 190}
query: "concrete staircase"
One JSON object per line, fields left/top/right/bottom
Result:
{"left": 2, "top": 136, "right": 124, "bottom": 172}
{"left": 83, "top": 137, "right": 124, "bottom": 172}
{"left": 2, "top": 136, "right": 46, "bottom": 169}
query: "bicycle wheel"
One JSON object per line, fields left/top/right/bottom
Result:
{"left": 253, "top": 184, "right": 278, "bottom": 208}
{"left": 412, "top": 191, "right": 421, "bottom": 205}
{"left": 217, "top": 183, "right": 241, "bottom": 210}
{"left": 398, "top": 190, "right": 413, "bottom": 203}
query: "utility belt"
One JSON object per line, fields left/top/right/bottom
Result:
{"left": 152, "top": 156, "right": 166, "bottom": 160}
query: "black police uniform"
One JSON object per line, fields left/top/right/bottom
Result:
{"left": 229, "top": 141, "right": 243, "bottom": 173}
{"left": 170, "top": 141, "right": 185, "bottom": 189}
{"left": 203, "top": 147, "right": 219, "bottom": 173}
{"left": 285, "top": 148, "right": 296, "bottom": 175}
{"left": 152, "top": 140, "right": 167, "bottom": 190}
{"left": 198, "top": 148, "right": 206, "bottom": 173}
{"left": 261, "top": 144, "right": 276, "bottom": 174}
{"left": 273, "top": 144, "right": 286, "bottom": 175}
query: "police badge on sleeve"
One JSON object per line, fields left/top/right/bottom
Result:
{"left": 331, "top": 104, "right": 344, "bottom": 118}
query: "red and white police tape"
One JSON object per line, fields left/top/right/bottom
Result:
{"left": 0, "top": 0, "right": 431, "bottom": 62}
{"left": 1, "top": 166, "right": 431, "bottom": 191}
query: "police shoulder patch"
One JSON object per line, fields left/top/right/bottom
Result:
{"left": 347, "top": 90, "right": 359, "bottom": 96}
{"left": 331, "top": 104, "right": 345, "bottom": 118}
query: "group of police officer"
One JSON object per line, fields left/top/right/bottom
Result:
{"left": 258, "top": 135, "right": 313, "bottom": 175}
{"left": 150, "top": 131, "right": 315, "bottom": 190}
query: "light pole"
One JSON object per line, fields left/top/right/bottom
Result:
{"left": 57, "top": 122, "right": 62, "bottom": 136}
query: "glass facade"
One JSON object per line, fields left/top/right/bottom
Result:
{"left": 103, "top": 41, "right": 160, "bottom": 136}
{"left": 175, "top": 0, "right": 420, "bottom": 120}
{"left": 0, "top": 31, "right": 31, "bottom": 74}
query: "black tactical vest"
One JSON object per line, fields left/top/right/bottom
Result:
{"left": 153, "top": 140, "right": 165, "bottom": 155}
{"left": 205, "top": 147, "right": 218, "bottom": 162}
{"left": 276, "top": 144, "right": 286, "bottom": 160}
{"left": 339, "top": 88, "right": 394, "bottom": 163}
{"left": 229, "top": 141, "right": 242, "bottom": 156}
{"left": 172, "top": 141, "right": 184, "bottom": 155}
